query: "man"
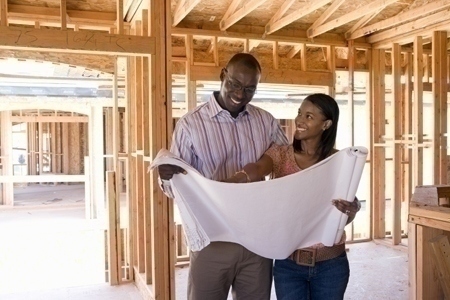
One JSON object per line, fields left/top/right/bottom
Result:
{"left": 158, "top": 53, "right": 288, "bottom": 299}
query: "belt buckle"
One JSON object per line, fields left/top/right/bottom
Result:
{"left": 295, "top": 248, "right": 316, "bottom": 267}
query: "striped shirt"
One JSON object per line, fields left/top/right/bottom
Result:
{"left": 170, "top": 92, "right": 289, "bottom": 181}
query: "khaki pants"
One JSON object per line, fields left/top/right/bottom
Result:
{"left": 188, "top": 242, "right": 273, "bottom": 300}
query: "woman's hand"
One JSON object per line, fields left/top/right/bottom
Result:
{"left": 221, "top": 171, "right": 249, "bottom": 183}
{"left": 332, "top": 197, "right": 361, "bottom": 224}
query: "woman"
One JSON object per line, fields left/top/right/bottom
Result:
{"left": 226, "top": 93, "right": 360, "bottom": 300}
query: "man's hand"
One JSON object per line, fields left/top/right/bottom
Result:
{"left": 157, "top": 164, "right": 187, "bottom": 180}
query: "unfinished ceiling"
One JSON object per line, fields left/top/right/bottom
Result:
{"left": 0, "top": 0, "right": 449, "bottom": 92}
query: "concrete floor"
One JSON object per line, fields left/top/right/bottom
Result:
{"left": 0, "top": 184, "right": 409, "bottom": 300}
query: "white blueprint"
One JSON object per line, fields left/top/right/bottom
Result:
{"left": 150, "top": 147, "right": 367, "bottom": 259}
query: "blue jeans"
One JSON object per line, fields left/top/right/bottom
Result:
{"left": 274, "top": 251, "right": 349, "bottom": 300}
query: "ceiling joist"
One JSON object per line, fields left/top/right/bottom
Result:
{"left": 265, "top": 0, "right": 331, "bottom": 36}
{"left": 347, "top": 0, "right": 450, "bottom": 40}
{"left": 220, "top": 0, "right": 268, "bottom": 31}
{"left": 307, "top": 0, "right": 399, "bottom": 38}
{"left": 173, "top": 0, "right": 201, "bottom": 26}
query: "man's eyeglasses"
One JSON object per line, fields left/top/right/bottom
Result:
{"left": 223, "top": 69, "right": 257, "bottom": 95}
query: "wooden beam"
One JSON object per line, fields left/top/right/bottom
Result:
{"left": 10, "top": 116, "right": 88, "bottom": 122}
{"left": 106, "top": 171, "right": 119, "bottom": 285}
{"left": 273, "top": 41, "right": 279, "bottom": 69}
{"left": 116, "top": 0, "right": 124, "bottom": 35}
{"left": 7, "top": 4, "right": 118, "bottom": 29}
{"left": 220, "top": 0, "right": 268, "bottom": 31}
{"left": 308, "top": 0, "right": 399, "bottom": 38}
{"left": 221, "top": 0, "right": 242, "bottom": 23}
{"left": 345, "top": 10, "right": 381, "bottom": 38}
{"left": 367, "top": 9, "right": 450, "bottom": 44}
{"left": 190, "top": 65, "right": 333, "bottom": 86}
{"left": 0, "top": 174, "right": 86, "bottom": 183}
{"left": 0, "top": 0, "right": 8, "bottom": 26}
{"left": 172, "top": 27, "right": 371, "bottom": 48}
{"left": 0, "top": 26, "right": 155, "bottom": 56}
{"left": 60, "top": 0, "right": 67, "bottom": 30}
{"left": 347, "top": 0, "right": 450, "bottom": 40}
{"left": 392, "top": 43, "right": 402, "bottom": 245}
{"left": 172, "top": 0, "right": 201, "bottom": 26}
{"left": 265, "top": 0, "right": 296, "bottom": 31}
{"left": 287, "top": 44, "right": 302, "bottom": 59}
{"left": 372, "top": 49, "right": 386, "bottom": 239}
{"left": 308, "top": 0, "right": 346, "bottom": 31}
{"left": 265, "top": 0, "right": 331, "bottom": 35}
{"left": 412, "top": 35, "right": 423, "bottom": 189}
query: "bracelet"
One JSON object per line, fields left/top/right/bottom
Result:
{"left": 235, "top": 170, "right": 251, "bottom": 183}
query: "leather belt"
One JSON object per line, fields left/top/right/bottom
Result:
{"left": 287, "top": 243, "right": 345, "bottom": 267}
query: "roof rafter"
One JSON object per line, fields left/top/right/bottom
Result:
{"left": 307, "top": 0, "right": 399, "bottom": 38}
{"left": 308, "top": 0, "right": 346, "bottom": 31}
{"left": 373, "top": 19, "right": 450, "bottom": 49}
{"left": 345, "top": 10, "right": 381, "bottom": 38}
{"left": 347, "top": 0, "right": 450, "bottom": 40}
{"left": 265, "top": 0, "right": 331, "bottom": 35}
{"left": 222, "top": 0, "right": 242, "bottom": 23}
{"left": 367, "top": 8, "right": 450, "bottom": 44}
{"left": 220, "top": 0, "right": 268, "bottom": 31}
{"left": 265, "top": 0, "right": 296, "bottom": 32}
{"left": 173, "top": 0, "right": 201, "bottom": 26}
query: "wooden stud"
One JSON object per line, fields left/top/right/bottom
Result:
{"left": 326, "top": 45, "right": 335, "bottom": 98}
{"left": 300, "top": 44, "right": 307, "bottom": 71}
{"left": 392, "top": 43, "right": 402, "bottom": 245}
{"left": 60, "top": 0, "right": 66, "bottom": 30}
{"left": 273, "top": 41, "right": 279, "bottom": 70}
{"left": 408, "top": 222, "right": 417, "bottom": 300}
{"left": 371, "top": 49, "right": 386, "bottom": 239}
{"left": 149, "top": 0, "right": 174, "bottom": 297}
{"left": 106, "top": 171, "right": 119, "bottom": 285}
{"left": 413, "top": 36, "right": 423, "bottom": 187}
{"left": 0, "top": 0, "right": 7, "bottom": 26}
{"left": 116, "top": 0, "right": 124, "bottom": 35}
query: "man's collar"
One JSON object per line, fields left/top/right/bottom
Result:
{"left": 208, "top": 91, "right": 250, "bottom": 119}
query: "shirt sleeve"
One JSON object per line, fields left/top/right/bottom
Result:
{"left": 271, "top": 118, "right": 289, "bottom": 146}
{"left": 169, "top": 118, "right": 197, "bottom": 167}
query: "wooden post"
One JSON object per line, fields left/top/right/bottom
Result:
{"left": 106, "top": 171, "right": 119, "bottom": 285}
{"left": 149, "top": 0, "right": 174, "bottom": 297}
{"left": 392, "top": 43, "right": 402, "bottom": 245}
{"left": 413, "top": 36, "right": 423, "bottom": 188}
{"left": 372, "top": 49, "right": 386, "bottom": 239}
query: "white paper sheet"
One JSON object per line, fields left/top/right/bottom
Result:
{"left": 150, "top": 147, "right": 367, "bottom": 259}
